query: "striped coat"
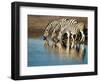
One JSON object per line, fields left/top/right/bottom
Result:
{"left": 57, "top": 19, "right": 85, "bottom": 42}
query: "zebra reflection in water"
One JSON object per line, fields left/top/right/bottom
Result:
{"left": 44, "top": 39, "right": 86, "bottom": 63}
{"left": 43, "top": 18, "right": 87, "bottom": 62}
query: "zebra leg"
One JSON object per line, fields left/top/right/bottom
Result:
{"left": 71, "top": 34, "right": 74, "bottom": 42}
{"left": 80, "top": 31, "right": 85, "bottom": 41}
{"left": 51, "top": 41, "right": 56, "bottom": 48}
{"left": 66, "top": 32, "right": 70, "bottom": 48}
{"left": 67, "top": 31, "right": 70, "bottom": 40}
{"left": 71, "top": 34, "right": 75, "bottom": 48}
{"left": 66, "top": 33, "right": 70, "bottom": 53}
{"left": 75, "top": 34, "right": 77, "bottom": 41}
{"left": 71, "top": 40, "right": 75, "bottom": 48}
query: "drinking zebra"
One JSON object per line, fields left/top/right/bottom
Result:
{"left": 51, "top": 18, "right": 78, "bottom": 48}
{"left": 70, "top": 22, "right": 85, "bottom": 42}
{"left": 43, "top": 18, "right": 85, "bottom": 49}
{"left": 57, "top": 22, "right": 85, "bottom": 48}
{"left": 43, "top": 18, "right": 69, "bottom": 40}
{"left": 43, "top": 20, "right": 59, "bottom": 40}
{"left": 43, "top": 18, "right": 68, "bottom": 47}
{"left": 57, "top": 18, "right": 78, "bottom": 41}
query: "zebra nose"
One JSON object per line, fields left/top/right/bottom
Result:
{"left": 43, "top": 36, "right": 46, "bottom": 40}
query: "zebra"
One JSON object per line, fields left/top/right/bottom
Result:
{"left": 43, "top": 18, "right": 69, "bottom": 47}
{"left": 51, "top": 18, "right": 78, "bottom": 49}
{"left": 57, "top": 19, "right": 85, "bottom": 42}
{"left": 60, "top": 22, "right": 85, "bottom": 48}
{"left": 43, "top": 20, "right": 59, "bottom": 40}
{"left": 51, "top": 18, "right": 78, "bottom": 40}
{"left": 57, "top": 18, "right": 78, "bottom": 40}
{"left": 69, "top": 22, "right": 85, "bottom": 42}
{"left": 43, "top": 18, "right": 68, "bottom": 40}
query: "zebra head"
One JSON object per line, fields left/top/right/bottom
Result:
{"left": 43, "top": 20, "right": 60, "bottom": 40}
{"left": 43, "top": 30, "right": 49, "bottom": 40}
{"left": 43, "top": 24, "right": 51, "bottom": 40}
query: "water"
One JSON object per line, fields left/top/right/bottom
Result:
{"left": 28, "top": 38, "right": 88, "bottom": 67}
